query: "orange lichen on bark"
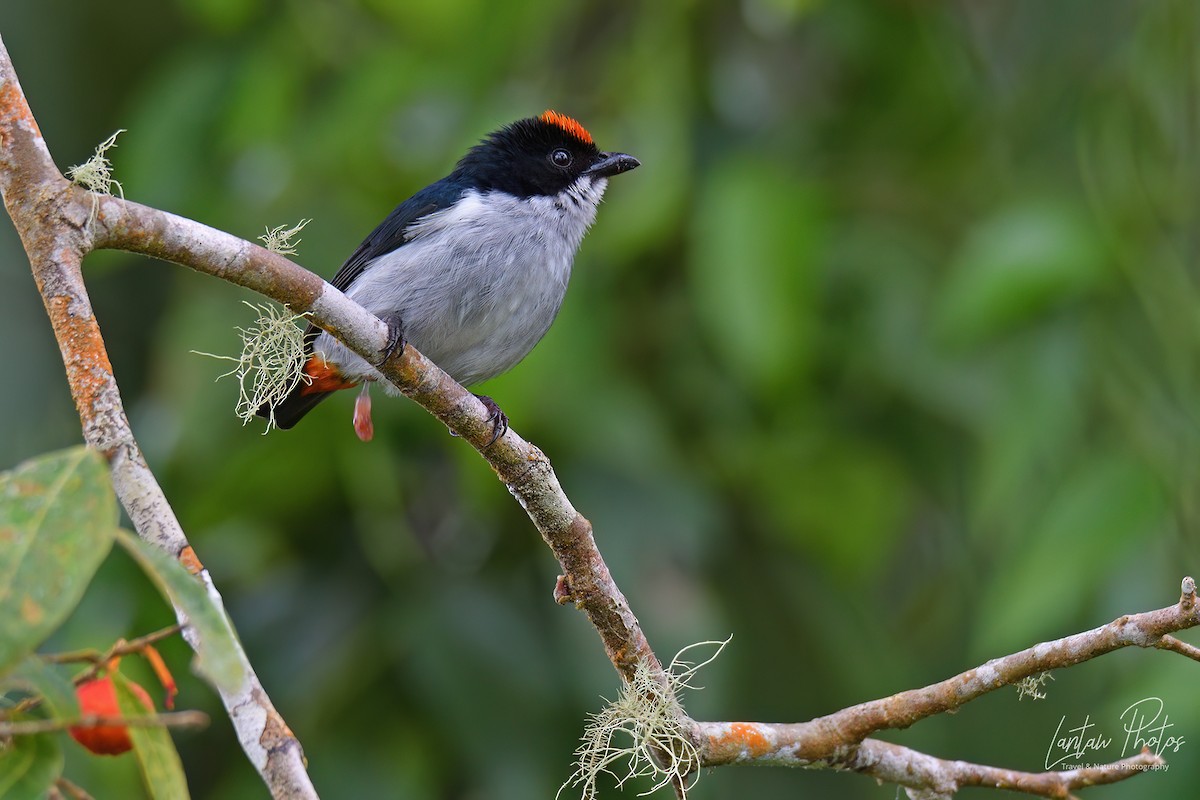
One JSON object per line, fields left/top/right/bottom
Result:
{"left": 712, "top": 722, "right": 773, "bottom": 758}
{"left": 178, "top": 545, "right": 204, "bottom": 575}
{"left": 257, "top": 686, "right": 304, "bottom": 763}
{"left": 45, "top": 293, "right": 115, "bottom": 419}
{"left": 0, "top": 77, "right": 42, "bottom": 143}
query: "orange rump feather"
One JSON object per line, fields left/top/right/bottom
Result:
{"left": 301, "top": 356, "right": 358, "bottom": 395}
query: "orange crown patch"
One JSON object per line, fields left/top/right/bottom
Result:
{"left": 540, "top": 110, "right": 593, "bottom": 145}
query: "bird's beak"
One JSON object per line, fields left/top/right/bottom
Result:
{"left": 585, "top": 152, "right": 640, "bottom": 178}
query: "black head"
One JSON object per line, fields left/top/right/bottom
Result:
{"left": 451, "top": 110, "right": 639, "bottom": 198}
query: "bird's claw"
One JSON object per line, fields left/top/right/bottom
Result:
{"left": 475, "top": 394, "right": 508, "bottom": 447}
{"left": 376, "top": 311, "right": 406, "bottom": 366}
{"left": 445, "top": 394, "right": 508, "bottom": 446}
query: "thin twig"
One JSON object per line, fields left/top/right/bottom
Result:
{"left": 54, "top": 777, "right": 95, "bottom": 800}
{"left": 44, "top": 623, "right": 182, "bottom": 666}
{"left": 6, "top": 625, "right": 182, "bottom": 719}
{"left": 856, "top": 739, "right": 1163, "bottom": 799}
{"left": 1155, "top": 634, "right": 1200, "bottom": 662}
{"left": 0, "top": 709, "right": 208, "bottom": 735}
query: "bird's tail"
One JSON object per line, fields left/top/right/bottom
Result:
{"left": 257, "top": 349, "right": 357, "bottom": 429}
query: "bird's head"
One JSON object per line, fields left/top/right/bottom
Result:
{"left": 452, "top": 110, "right": 640, "bottom": 199}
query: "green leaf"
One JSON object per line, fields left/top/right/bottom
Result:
{"left": 972, "top": 453, "right": 1164, "bottom": 657}
{"left": 112, "top": 529, "right": 244, "bottom": 693}
{"left": 690, "top": 154, "right": 825, "bottom": 391}
{"left": 935, "top": 200, "right": 1108, "bottom": 345}
{"left": 756, "top": 432, "right": 910, "bottom": 579}
{"left": 113, "top": 672, "right": 191, "bottom": 800}
{"left": 4, "top": 656, "right": 80, "bottom": 721}
{"left": 0, "top": 447, "right": 116, "bottom": 675}
{"left": 0, "top": 727, "right": 63, "bottom": 800}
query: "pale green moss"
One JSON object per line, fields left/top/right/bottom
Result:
{"left": 193, "top": 301, "right": 311, "bottom": 432}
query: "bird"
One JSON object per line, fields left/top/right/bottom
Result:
{"left": 257, "top": 110, "right": 640, "bottom": 442}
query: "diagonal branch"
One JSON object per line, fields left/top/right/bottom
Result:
{"left": 693, "top": 578, "right": 1198, "bottom": 795}
{"left": 795, "top": 575, "right": 1200, "bottom": 752}
{"left": 88, "top": 193, "right": 663, "bottom": 686}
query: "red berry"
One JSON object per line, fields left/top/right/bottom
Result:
{"left": 69, "top": 676, "right": 154, "bottom": 756}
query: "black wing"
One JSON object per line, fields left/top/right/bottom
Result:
{"left": 327, "top": 179, "right": 467, "bottom": 292}
{"left": 297, "top": 179, "right": 467, "bottom": 355}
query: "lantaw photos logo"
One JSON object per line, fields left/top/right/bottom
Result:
{"left": 1045, "top": 697, "right": 1187, "bottom": 771}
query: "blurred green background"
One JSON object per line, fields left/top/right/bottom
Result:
{"left": 2, "top": 0, "right": 1199, "bottom": 797}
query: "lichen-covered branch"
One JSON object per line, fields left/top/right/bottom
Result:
{"left": 0, "top": 34, "right": 317, "bottom": 800}
{"left": 795, "top": 576, "right": 1200, "bottom": 751}
{"left": 692, "top": 578, "right": 1198, "bottom": 795}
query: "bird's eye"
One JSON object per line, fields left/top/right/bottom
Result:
{"left": 550, "top": 148, "right": 573, "bottom": 168}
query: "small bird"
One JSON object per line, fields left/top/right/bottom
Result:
{"left": 259, "top": 110, "right": 639, "bottom": 441}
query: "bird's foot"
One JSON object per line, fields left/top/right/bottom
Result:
{"left": 446, "top": 394, "right": 508, "bottom": 446}
{"left": 376, "top": 311, "right": 406, "bottom": 366}
{"left": 475, "top": 394, "right": 509, "bottom": 447}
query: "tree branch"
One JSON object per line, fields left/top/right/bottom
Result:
{"left": 88, "top": 192, "right": 664, "bottom": 685}
{"left": 793, "top": 576, "right": 1200, "bottom": 753}
{"left": 0, "top": 36, "right": 317, "bottom": 800}
{"left": 848, "top": 739, "right": 1161, "bottom": 799}
{"left": 43, "top": 624, "right": 183, "bottom": 667}
{"left": 695, "top": 578, "right": 1198, "bottom": 793}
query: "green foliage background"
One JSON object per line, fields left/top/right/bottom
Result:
{"left": 2, "top": 1, "right": 1199, "bottom": 797}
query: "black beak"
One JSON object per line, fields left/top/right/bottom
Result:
{"left": 585, "top": 152, "right": 640, "bottom": 178}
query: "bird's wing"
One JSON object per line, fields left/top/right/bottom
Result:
{"left": 300, "top": 181, "right": 465, "bottom": 354}
{"left": 327, "top": 180, "right": 466, "bottom": 292}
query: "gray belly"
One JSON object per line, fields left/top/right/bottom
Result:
{"left": 315, "top": 236, "right": 573, "bottom": 388}
{"left": 400, "top": 262, "right": 569, "bottom": 385}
